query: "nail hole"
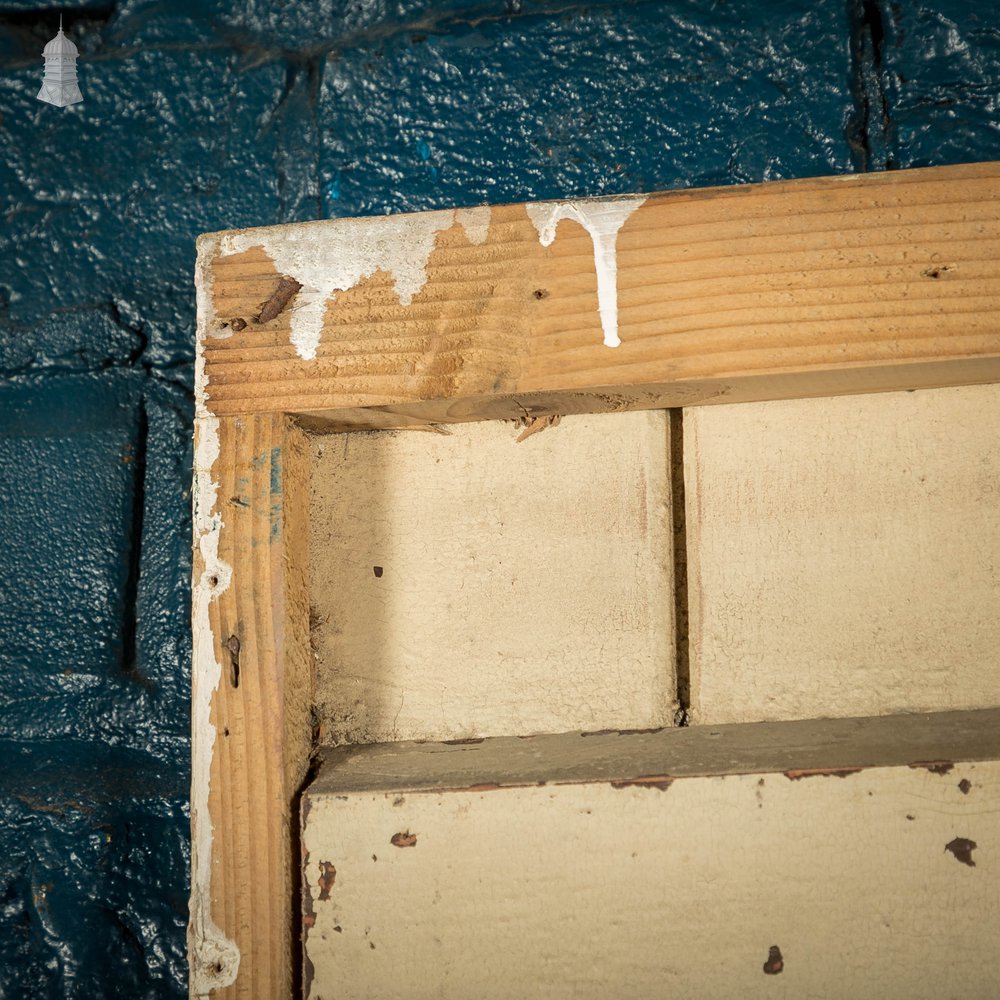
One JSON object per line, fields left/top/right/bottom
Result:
{"left": 373, "top": 566, "right": 384, "bottom": 578}
{"left": 227, "top": 634, "right": 240, "bottom": 688}
{"left": 532, "top": 288, "right": 549, "bottom": 299}
{"left": 208, "top": 575, "right": 219, "bottom": 588}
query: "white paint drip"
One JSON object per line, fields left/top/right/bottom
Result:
{"left": 455, "top": 205, "right": 492, "bottom": 246}
{"left": 218, "top": 206, "right": 492, "bottom": 362}
{"left": 189, "top": 235, "right": 240, "bottom": 997}
{"left": 525, "top": 197, "right": 646, "bottom": 348}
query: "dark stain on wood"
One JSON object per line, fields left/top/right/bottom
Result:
{"left": 581, "top": 726, "right": 665, "bottom": 738}
{"left": 391, "top": 831, "right": 418, "bottom": 848}
{"left": 610, "top": 775, "right": 674, "bottom": 791}
{"left": 317, "top": 861, "right": 337, "bottom": 900}
{"left": 958, "top": 778, "right": 972, "bottom": 795}
{"left": 944, "top": 837, "right": 977, "bottom": 867}
{"left": 442, "top": 737, "right": 485, "bottom": 745}
{"left": 909, "top": 760, "right": 954, "bottom": 775}
{"left": 229, "top": 317, "right": 247, "bottom": 332}
{"left": 784, "top": 766, "right": 863, "bottom": 780}
{"left": 763, "top": 945, "right": 784, "bottom": 975}
{"left": 256, "top": 276, "right": 303, "bottom": 324}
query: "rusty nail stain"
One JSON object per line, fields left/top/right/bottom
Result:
{"left": 373, "top": 565, "right": 383, "bottom": 578}
{"left": 945, "top": 837, "right": 977, "bottom": 867}
{"left": 909, "top": 760, "right": 954, "bottom": 775}
{"left": 610, "top": 775, "right": 673, "bottom": 791}
{"left": 391, "top": 831, "right": 418, "bottom": 848}
{"left": 763, "top": 945, "right": 784, "bottom": 975}
{"left": 317, "top": 861, "right": 337, "bottom": 899}
{"left": 958, "top": 779, "right": 972, "bottom": 795}
{"left": 256, "top": 276, "right": 303, "bottom": 324}
{"left": 784, "top": 766, "right": 863, "bottom": 780}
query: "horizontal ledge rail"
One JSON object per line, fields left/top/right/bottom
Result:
{"left": 310, "top": 707, "right": 1000, "bottom": 795}
{"left": 196, "top": 161, "right": 1000, "bottom": 425}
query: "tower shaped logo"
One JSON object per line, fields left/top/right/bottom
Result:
{"left": 37, "top": 16, "right": 84, "bottom": 107}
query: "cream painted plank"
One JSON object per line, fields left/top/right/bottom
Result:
{"left": 302, "top": 716, "right": 1000, "bottom": 1000}
{"left": 309, "top": 410, "right": 674, "bottom": 744}
{"left": 686, "top": 382, "right": 1000, "bottom": 725}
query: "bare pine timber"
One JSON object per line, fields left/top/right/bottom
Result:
{"left": 190, "top": 414, "right": 312, "bottom": 999}
{"left": 197, "top": 162, "right": 1000, "bottom": 425}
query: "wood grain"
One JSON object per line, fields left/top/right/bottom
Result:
{"left": 190, "top": 414, "right": 312, "bottom": 999}
{"left": 198, "top": 162, "right": 1000, "bottom": 424}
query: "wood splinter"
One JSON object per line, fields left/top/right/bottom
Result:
{"left": 256, "top": 276, "right": 303, "bottom": 325}
{"left": 516, "top": 414, "right": 561, "bottom": 443}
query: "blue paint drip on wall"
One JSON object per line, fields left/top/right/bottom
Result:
{"left": 0, "top": 1, "right": 996, "bottom": 994}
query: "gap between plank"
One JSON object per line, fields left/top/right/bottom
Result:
{"left": 670, "top": 408, "right": 691, "bottom": 726}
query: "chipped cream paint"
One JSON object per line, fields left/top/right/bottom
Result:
{"left": 303, "top": 757, "right": 1000, "bottom": 999}
{"left": 525, "top": 196, "right": 645, "bottom": 348}
{"left": 189, "top": 237, "right": 239, "bottom": 996}
{"left": 217, "top": 206, "right": 493, "bottom": 362}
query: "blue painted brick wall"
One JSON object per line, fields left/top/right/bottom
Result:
{"left": 0, "top": 1, "right": 995, "bottom": 994}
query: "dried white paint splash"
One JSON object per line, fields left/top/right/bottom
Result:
{"left": 525, "top": 197, "right": 646, "bottom": 348}
{"left": 189, "top": 236, "right": 240, "bottom": 997}
{"left": 218, "top": 206, "right": 493, "bottom": 362}
{"left": 454, "top": 205, "right": 492, "bottom": 246}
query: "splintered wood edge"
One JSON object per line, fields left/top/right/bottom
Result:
{"left": 195, "top": 162, "right": 1000, "bottom": 426}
